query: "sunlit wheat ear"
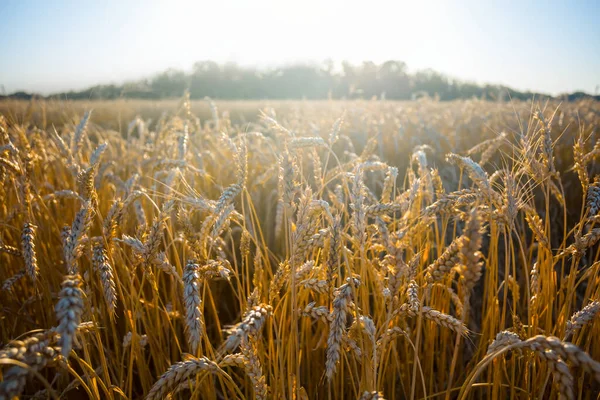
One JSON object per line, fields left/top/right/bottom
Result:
{"left": 376, "top": 327, "right": 408, "bottom": 357}
{"left": 384, "top": 246, "right": 408, "bottom": 302}
{"left": 495, "top": 173, "right": 518, "bottom": 227}
{"left": 326, "top": 215, "right": 342, "bottom": 298}
{"left": 122, "top": 333, "right": 149, "bottom": 358}
{"left": 587, "top": 176, "right": 600, "bottom": 217}
{"left": 521, "top": 336, "right": 600, "bottom": 382}
{"left": 153, "top": 251, "right": 182, "bottom": 284}
{"left": 486, "top": 335, "right": 592, "bottom": 400}
{"left": 240, "top": 336, "right": 268, "bottom": 400}
{"left": 120, "top": 189, "right": 143, "bottom": 220}
{"left": 0, "top": 344, "right": 59, "bottom": 399}
{"left": 102, "top": 199, "right": 123, "bottom": 242}
{"left": 407, "top": 280, "right": 420, "bottom": 311}
{"left": 71, "top": 111, "right": 91, "bottom": 157}
{"left": 1, "top": 269, "right": 25, "bottom": 292}
{"left": 327, "top": 114, "right": 344, "bottom": 145}
{"left": 92, "top": 240, "right": 116, "bottom": 316}
{"left": 214, "top": 184, "right": 243, "bottom": 218}
{"left": 64, "top": 201, "right": 93, "bottom": 274}
{"left": 88, "top": 142, "right": 107, "bottom": 169}
{"left": 211, "top": 203, "right": 236, "bottom": 238}
{"left": 487, "top": 330, "right": 523, "bottom": 355}
{"left": 295, "top": 260, "right": 315, "bottom": 280}
{"left": 0, "top": 115, "right": 7, "bottom": 142}
{"left": 564, "top": 300, "right": 600, "bottom": 339}
{"left": 431, "top": 282, "right": 464, "bottom": 318}
{"left": 183, "top": 260, "right": 204, "bottom": 354}
{"left": 301, "top": 302, "right": 332, "bottom": 323}
{"left": 21, "top": 222, "right": 38, "bottom": 282}
{"left": 406, "top": 252, "right": 421, "bottom": 281}
{"left": 291, "top": 190, "right": 323, "bottom": 266}
{"left": 326, "top": 184, "right": 345, "bottom": 212}
{"left": 43, "top": 189, "right": 83, "bottom": 202}
{"left": 457, "top": 208, "right": 485, "bottom": 294}
{"left": 540, "top": 351, "right": 574, "bottom": 400}
{"left": 534, "top": 110, "right": 556, "bottom": 174}
{"left": 221, "top": 304, "right": 272, "bottom": 353}
{"left": 380, "top": 166, "right": 398, "bottom": 203}
{"left": 425, "top": 236, "right": 463, "bottom": 284}
{"left": 251, "top": 249, "right": 264, "bottom": 293}
{"left": 199, "top": 259, "right": 232, "bottom": 280}
{"left": 525, "top": 210, "right": 549, "bottom": 248}
{"left": 289, "top": 136, "right": 326, "bottom": 150}
{"left": 343, "top": 335, "right": 363, "bottom": 359}
{"left": 573, "top": 134, "right": 590, "bottom": 193}
{"left": 422, "top": 188, "right": 479, "bottom": 217}
{"left": 309, "top": 148, "right": 323, "bottom": 187}
{"left": 219, "top": 353, "right": 246, "bottom": 368}
{"left": 260, "top": 109, "right": 292, "bottom": 138}
{"left": 55, "top": 274, "right": 84, "bottom": 358}
{"left": 365, "top": 203, "right": 403, "bottom": 219}
{"left": 1, "top": 333, "right": 50, "bottom": 363}
{"left": 119, "top": 234, "right": 145, "bottom": 254}
{"left": 583, "top": 138, "right": 600, "bottom": 164}
{"left": 145, "top": 356, "right": 220, "bottom": 400}
{"left": 375, "top": 216, "right": 391, "bottom": 251}
{"left": 142, "top": 210, "right": 169, "bottom": 263}
{"left": 529, "top": 261, "right": 540, "bottom": 309}
{"left": 177, "top": 124, "right": 188, "bottom": 161}
{"left": 240, "top": 229, "right": 251, "bottom": 259}
{"left": 326, "top": 277, "right": 360, "bottom": 380}
{"left": 360, "top": 391, "right": 386, "bottom": 400}
{"left": 350, "top": 164, "right": 366, "bottom": 249}
{"left": 558, "top": 229, "right": 600, "bottom": 258}
{"left": 300, "top": 278, "right": 328, "bottom": 294}
{"left": 269, "top": 262, "right": 290, "bottom": 302}
{"left": 277, "top": 147, "right": 299, "bottom": 215}
{"left": 133, "top": 199, "right": 147, "bottom": 231}
{"left": 0, "top": 156, "right": 21, "bottom": 175}
{"left": 0, "top": 242, "right": 22, "bottom": 257}
{"left": 358, "top": 314, "right": 377, "bottom": 382}
{"left": 76, "top": 159, "right": 100, "bottom": 209}
{"left": 446, "top": 153, "right": 491, "bottom": 193}
{"left": 468, "top": 131, "right": 507, "bottom": 165}
{"left": 410, "top": 306, "right": 468, "bottom": 336}
{"left": 489, "top": 332, "right": 575, "bottom": 400}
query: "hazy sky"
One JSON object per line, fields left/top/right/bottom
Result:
{"left": 1, "top": 0, "right": 599, "bottom": 95}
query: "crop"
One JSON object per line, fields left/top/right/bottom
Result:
{"left": 1, "top": 96, "right": 600, "bottom": 399}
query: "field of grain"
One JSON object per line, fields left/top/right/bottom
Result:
{"left": 1, "top": 96, "right": 600, "bottom": 399}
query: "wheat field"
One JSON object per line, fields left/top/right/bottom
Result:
{"left": 1, "top": 96, "right": 600, "bottom": 399}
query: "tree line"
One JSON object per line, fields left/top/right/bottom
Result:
{"left": 4, "top": 60, "right": 599, "bottom": 101}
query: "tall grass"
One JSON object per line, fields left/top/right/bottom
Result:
{"left": 1, "top": 96, "right": 600, "bottom": 399}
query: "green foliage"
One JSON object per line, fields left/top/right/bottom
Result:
{"left": 6, "top": 60, "right": 598, "bottom": 101}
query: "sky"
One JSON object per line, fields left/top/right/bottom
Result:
{"left": 1, "top": 0, "right": 599, "bottom": 96}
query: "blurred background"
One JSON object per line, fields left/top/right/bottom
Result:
{"left": 1, "top": 0, "right": 599, "bottom": 101}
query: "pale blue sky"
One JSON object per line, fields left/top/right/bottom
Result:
{"left": 1, "top": 0, "right": 599, "bottom": 95}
